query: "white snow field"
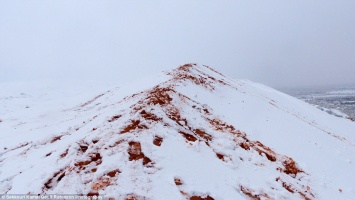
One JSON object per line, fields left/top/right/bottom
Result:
{"left": 1, "top": 64, "right": 355, "bottom": 200}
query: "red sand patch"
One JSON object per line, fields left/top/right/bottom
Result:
{"left": 295, "top": 186, "right": 315, "bottom": 199}
{"left": 203, "top": 64, "right": 225, "bottom": 77}
{"left": 140, "top": 110, "right": 162, "bottom": 122}
{"left": 107, "top": 169, "right": 120, "bottom": 177}
{"left": 79, "top": 143, "right": 89, "bottom": 153}
{"left": 240, "top": 186, "right": 270, "bottom": 200}
{"left": 146, "top": 87, "right": 174, "bottom": 106}
{"left": 80, "top": 94, "right": 104, "bottom": 107}
{"left": 207, "top": 118, "right": 239, "bottom": 134}
{"left": 87, "top": 192, "right": 99, "bottom": 198}
{"left": 60, "top": 149, "right": 69, "bottom": 158}
{"left": 251, "top": 141, "right": 277, "bottom": 162}
{"left": 109, "top": 140, "right": 124, "bottom": 148}
{"left": 179, "top": 131, "right": 198, "bottom": 142}
{"left": 195, "top": 129, "right": 212, "bottom": 141}
{"left": 176, "top": 63, "right": 232, "bottom": 89}
{"left": 137, "top": 89, "right": 193, "bottom": 131}
{"left": 90, "top": 170, "right": 120, "bottom": 192}
{"left": 108, "top": 115, "right": 122, "bottom": 122}
{"left": 281, "top": 181, "right": 295, "bottom": 193}
{"left": 167, "top": 63, "right": 219, "bottom": 90}
{"left": 174, "top": 178, "right": 183, "bottom": 186}
{"left": 203, "top": 108, "right": 210, "bottom": 114}
{"left": 153, "top": 136, "right": 163, "bottom": 146}
{"left": 51, "top": 136, "right": 62, "bottom": 143}
{"left": 190, "top": 196, "right": 214, "bottom": 200}
{"left": 166, "top": 107, "right": 189, "bottom": 128}
{"left": 8, "top": 142, "right": 30, "bottom": 152}
{"left": 239, "top": 142, "right": 250, "bottom": 150}
{"left": 208, "top": 117, "right": 277, "bottom": 162}
{"left": 121, "top": 120, "right": 148, "bottom": 134}
{"left": 173, "top": 176, "right": 214, "bottom": 200}
{"left": 128, "top": 141, "right": 152, "bottom": 165}
{"left": 74, "top": 153, "right": 102, "bottom": 171}
{"left": 124, "top": 194, "right": 147, "bottom": 200}
{"left": 43, "top": 168, "right": 66, "bottom": 190}
{"left": 92, "top": 177, "right": 110, "bottom": 191}
{"left": 276, "top": 177, "right": 314, "bottom": 200}
{"left": 216, "top": 153, "right": 225, "bottom": 161}
{"left": 282, "top": 158, "right": 303, "bottom": 177}
{"left": 207, "top": 117, "right": 306, "bottom": 172}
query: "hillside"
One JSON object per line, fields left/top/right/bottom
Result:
{"left": 1, "top": 64, "right": 355, "bottom": 200}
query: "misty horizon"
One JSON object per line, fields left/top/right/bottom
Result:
{"left": 1, "top": 1, "right": 355, "bottom": 88}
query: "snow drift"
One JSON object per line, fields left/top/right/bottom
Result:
{"left": 1, "top": 64, "right": 355, "bottom": 200}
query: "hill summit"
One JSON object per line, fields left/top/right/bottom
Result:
{"left": 1, "top": 64, "right": 355, "bottom": 199}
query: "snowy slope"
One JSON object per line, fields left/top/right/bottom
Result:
{"left": 1, "top": 64, "right": 355, "bottom": 200}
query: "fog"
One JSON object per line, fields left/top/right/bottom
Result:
{"left": 1, "top": 1, "right": 355, "bottom": 88}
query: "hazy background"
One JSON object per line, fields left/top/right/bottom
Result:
{"left": 1, "top": 1, "right": 355, "bottom": 89}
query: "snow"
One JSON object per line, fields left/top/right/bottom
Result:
{"left": 1, "top": 64, "right": 355, "bottom": 199}
{"left": 327, "top": 89, "right": 355, "bottom": 95}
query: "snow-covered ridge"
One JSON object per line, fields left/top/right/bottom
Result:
{"left": 1, "top": 64, "right": 355, "bottom": 200}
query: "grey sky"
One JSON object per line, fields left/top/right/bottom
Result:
{"left": 1, "top": 1, "right": 355, "bottom": 88}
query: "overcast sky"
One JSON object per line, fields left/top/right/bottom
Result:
{"left": 1, "top": 1, "right": 354, "bottom": 88}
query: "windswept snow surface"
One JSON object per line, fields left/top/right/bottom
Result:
{"left": 1, "top": 64, "right": 355, "bottom": 200}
